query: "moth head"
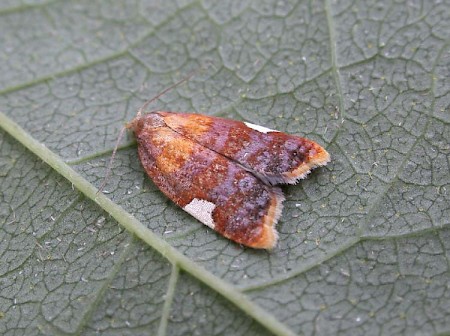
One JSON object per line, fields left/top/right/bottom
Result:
{"left": 126, "top": 112, "right": 166, "bottom": 133}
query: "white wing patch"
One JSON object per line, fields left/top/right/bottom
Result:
{"left": 183, "top": 198, "right": 216, "bottom": 229}
{"left": 244, "top": 122, "right": 279, "bottom": 134}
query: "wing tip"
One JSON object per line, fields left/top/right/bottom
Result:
{"left": 248, "top": 188, "right": 284, "bottom": 249}
{"left": 283, "top": 146, "right": 331, "bottom": 184}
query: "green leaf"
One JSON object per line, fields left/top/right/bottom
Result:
{"left": 0, "top": 1, "right": 449, "bottom": 335}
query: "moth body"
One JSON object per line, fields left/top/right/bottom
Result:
{"left": 127, "top": 111, "right": 330, "bottom": 249}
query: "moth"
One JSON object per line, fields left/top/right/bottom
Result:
{"left": 103, "top": 79, "right": 330, "bottom": 249}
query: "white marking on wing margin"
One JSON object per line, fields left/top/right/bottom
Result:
{"left": 183, "top": 198, "right": 216, "bottom": 229}
{"left": 244, "top": 122, "right": 279, "bottom": 133}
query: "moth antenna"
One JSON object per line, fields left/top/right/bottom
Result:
{"left": 137, "top": 70, "right": 198, "bottom": 118}
{"left": 97, "top": 125, "right": 128, "bottom": 194}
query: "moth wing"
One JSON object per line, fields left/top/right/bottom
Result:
{"left": 158, "top": 112, "right": 330, "bottom": 185}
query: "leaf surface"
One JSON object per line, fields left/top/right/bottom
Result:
{"left": 0, "top": 1, "right": 449, "bottom": 335}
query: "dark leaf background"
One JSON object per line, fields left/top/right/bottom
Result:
{"left": 0, "top": 1, "right": 449, "bottom": 335}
